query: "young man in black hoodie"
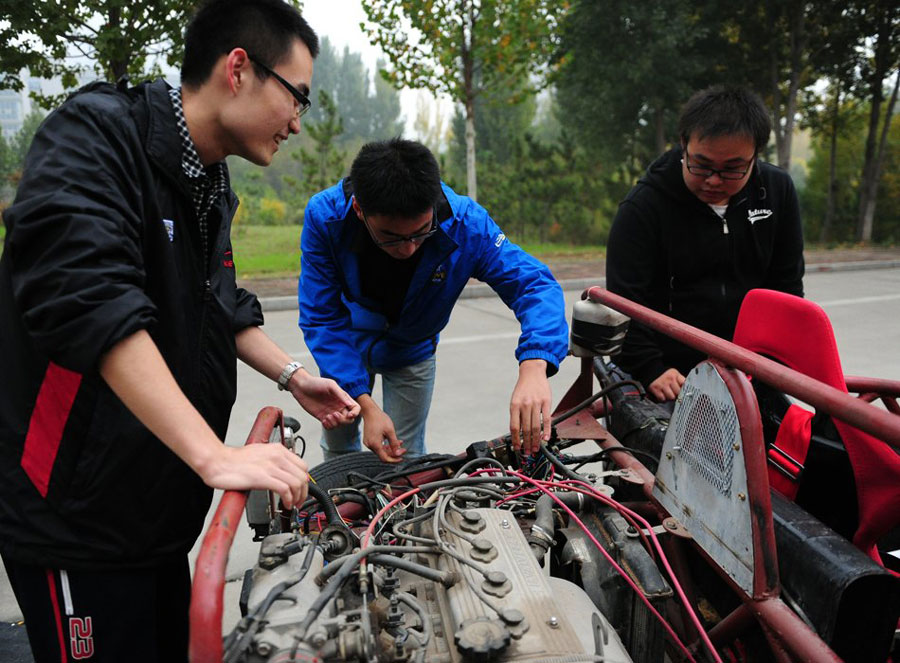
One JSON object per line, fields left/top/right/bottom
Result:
{"left": 606, "top": 86, "right": 804, "bottom": 402}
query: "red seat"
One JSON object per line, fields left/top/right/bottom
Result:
{"left": 733, "top": 288, "right": 900, "bottom": 565}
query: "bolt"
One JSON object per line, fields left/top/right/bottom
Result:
{"left": 665, "top": 520, "right": 678, "bottom": 530}
{"left": 502, "top": 609, "right": 524, "bottom": 625}
{"left": 310, "top": 631, "right": 328, "bottom": 648}
{"left": 486, "top": 571, "right": 507, "bottom": 586}
{"left": 500, "top": 519, "right": 511, "bottom": 529}
{"left": 738, "top": 492, "right": 746, "bottom": 501}
{"left": 472, "top": 538, "right": 493, "bottom": 553}
{"left": 733, "top": 443, "right": 741, "bottom": 451}
{"left": 256, "top": 642, "right": 272, "bottom": 656}
{"left": 666, "top": 452, "right": 673, "bottom": 460}
{"left": 548, "top": 616, "right": 560, "bottom": 629}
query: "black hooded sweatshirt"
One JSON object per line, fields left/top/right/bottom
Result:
{"left": 605, "top": 147, "right": 804, "bottom": 388}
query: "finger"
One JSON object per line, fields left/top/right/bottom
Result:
{"left": 509, "top": 404, "right": 522, "bottom": 451}
{"left": 385, "top": 430, "right": 406, "bottom": 458}
{"left": 529, "top": 404, "right": 541, "bottom": 455}
{"left": 541, "top": 398, "right": 552, "bottom": 442}
{"left": 345, "top": 402, "right": 361, "bottom": 418}
{"left": 375, "top": 441, "right": 402, "bottom": 463}
{"left": 272, "top": 479, "right": 293, "bottom": 509}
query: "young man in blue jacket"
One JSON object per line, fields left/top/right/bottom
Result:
{"left": 299, "top": 138, "right": 569, "bottom": 462}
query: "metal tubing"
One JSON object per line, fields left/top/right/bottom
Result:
{"left": 189, "top": 406, "right": 283, "bottom": 663}
{"left": 749, "top": 599, "right": 843, "bottom": 663}
{"left": 585, "top": 288, "right": 900, "bottom": 448}
{"left": 705, "top": 604, "right": 755, "bottom": 650}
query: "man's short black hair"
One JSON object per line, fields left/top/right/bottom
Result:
{"left": 350, "top": 138, "right": 442, "bottom": 218}
{"left": 678, "top": 86, "right": 772, "bottom": 153}
{"left": 181, "top": 0, "right": 319, "bottom": 88}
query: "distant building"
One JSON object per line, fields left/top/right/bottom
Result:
{"left": 0, "top": 77, "right": 42, "bottom": 138}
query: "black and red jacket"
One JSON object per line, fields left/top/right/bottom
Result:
{"left": 0, "top": 79, "right": 262, "bottom": 569}
{"left": 606, "top": 147, "right": 805, "bottom": 389}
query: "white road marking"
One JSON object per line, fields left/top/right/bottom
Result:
{"left": 817, "top": 293, "right": 900, "bottom": 307}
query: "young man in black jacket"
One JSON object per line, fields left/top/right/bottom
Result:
{"left": 606, "top": 86, "right": 805, "bottom": 402}
{"left": 0, "top": 1, "right": 358, "bottom": 660}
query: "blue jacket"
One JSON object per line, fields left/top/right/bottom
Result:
{"left": 298, "top": 180, "right": 569, "bottom": 399}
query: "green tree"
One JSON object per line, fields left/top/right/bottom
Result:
{"left": 285, "top": 89, "right": 346, "bottom": 210}
{"left": 554, "top": 0, "right": 711, "bottom": 180}
{"left": 801, "top": 101, "right": 900, "bottom": 244}
{"left": 850, "top": 0, "right": 900, "bottom": 241}
{"left": 802, "top": 3, "right": 866, "bottom": 242}
{"left": 369, "top": 58, "right": 405, "bottom": 139}
{"left": 304, "top": 39, "right": 403, "bottom": 144}
{"left": 0, "top": 110, "right": 45, "bottom": 202}
{"left": 362, "top": 0, "right": 568, "bottom": 201}
{"left": 1, "top": 0, "right": 197, "bottom": 106}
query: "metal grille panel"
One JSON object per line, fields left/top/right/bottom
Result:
{"left": 672, "top": 390, "right": 737, "bottom": 495}
{"left": 652, "top": 362, "right": 755, "bottom": 594}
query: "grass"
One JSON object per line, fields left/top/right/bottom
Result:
{"left": 231, "top": 226, "right": 606, "bottom": 278}
{"left": 231, "top": 224, "right": 302, "bottom": 277}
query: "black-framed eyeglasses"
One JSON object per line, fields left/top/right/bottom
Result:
{"left": 683, "top": 146, "right": 755, "bottom": 181}
{"left": 361, "top": 208, "right": 438, "bottom": 248}
{"left": 247, "top": 54, "right": 311, "bottom": 118}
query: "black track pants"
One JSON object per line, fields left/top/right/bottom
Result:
{"left": 2, "top": 555, "right": 190, "bottom": 663}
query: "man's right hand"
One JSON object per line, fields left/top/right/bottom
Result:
{"left": 198, "top": 443, "right": 309, "bottom": 509}
{"left": 648, "top": 368, "right": 686, "bottom": 402}
{"left": 358, "top": 395, "right": 406, "bottom": 463}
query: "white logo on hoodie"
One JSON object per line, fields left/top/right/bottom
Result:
{"left": 748, "top": 208, "right": 773, "bottom": 225}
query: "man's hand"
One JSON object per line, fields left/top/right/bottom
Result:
{"left": 509, "top": 359, "right": 552, "bottom": 456}
{"left": 648, "top": 368, "right": 685, "bottom": 402}
{"left": 288, "top": 370, "right": 360, "bottom": 429}
{"left": 196, "top": 443, "right": 309, "bottom": 508}
{"left": 99, "top": 329, "right": 311, "bottom": 509}
{"left": 359, "top": 395, "right": 406, "bottom": 463}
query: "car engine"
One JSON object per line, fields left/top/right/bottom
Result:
{"left": 225, "top": 471, "right": 634, "bottom": 663}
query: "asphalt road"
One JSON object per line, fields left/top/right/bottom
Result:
{"left": 2, "top": 268, "right": 899, "bottom": 655}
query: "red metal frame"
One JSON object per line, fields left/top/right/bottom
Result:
{"left": 578, "top": 288, "right": 900, "bottom": 661}
{"left": 189, "top": 406, "right": 284, "bottom": 663}
{"left": 585, "top": 287, "right": 900, "bottom": 447}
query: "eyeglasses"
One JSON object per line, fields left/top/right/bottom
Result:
{"left": 683, "top": 146, "right": 754, "bottom": 181}
{"left": 361, "top": 208, "right": 438, "bottom": 248}
{"left": 247, "top": 54, "right": 311, "bottom": 118}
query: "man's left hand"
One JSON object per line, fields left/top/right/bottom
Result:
{"left": 509, "top": 359, "right": 552, "bottom": 456}
{"left": 288, "top": 370, "right": 360, "bottom": 429}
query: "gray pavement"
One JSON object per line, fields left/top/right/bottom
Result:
{"left": 2, "top": 268, "right": 900, "bottom": 650}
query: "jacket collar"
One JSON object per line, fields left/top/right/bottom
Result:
{"left": 139, "top": 80, "right": 200, "bottom": 197}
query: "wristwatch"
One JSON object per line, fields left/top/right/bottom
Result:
{"left": 277, "top": 361, "right": 304, "bottom": 391}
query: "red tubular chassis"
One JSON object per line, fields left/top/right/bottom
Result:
{"left": 190, "top": 288, "right": 900, "bottom": 663}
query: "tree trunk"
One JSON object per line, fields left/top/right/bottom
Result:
{"left": 465, "top": 100, "right": 477, "bottom": 201}
{"left": 820, "top": 85, "right": 840, "bottom": 244}
{"left": 106, "top": 5, "right": 128, "bottom": 82}
{"left": 858, "top": 69, "right": 899, "bottom": 242}
{"left": 655, "top": 106, "right": 665, "bottom": 154}
{"left": 461, "top": 0, "right": 477, "bottom": 201}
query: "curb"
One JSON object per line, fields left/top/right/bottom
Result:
{"left": 260, "top": 259, "right": 900, "bottom": 313}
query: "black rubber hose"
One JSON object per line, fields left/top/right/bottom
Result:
{"left": 538, "top": 444, "right": 584, "bottom": 482}
{"left": 530, "top": 491, "right": 586, "bottom": 560}
{"left": 308, "top": 482, "right": 342, "bottom": 526}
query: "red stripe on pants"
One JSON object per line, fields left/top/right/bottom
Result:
{"left": 45, "top": 569, "right": 69, "bottom": 663}
{"left": 21, "top": 363, "right": 82, "bottom": 497}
